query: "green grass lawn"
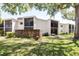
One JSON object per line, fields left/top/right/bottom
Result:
{"left": 0, "top": 33, "right": 79, "bottom": 56}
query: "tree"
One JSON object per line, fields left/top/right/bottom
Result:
{"left": 0, "top": 4, "right": 3, "bottom": 24}
{"left": 61, "top": 8, "right": 75, "bottom": 20}
{"left": 1, "top": 3, "right": 79, "bottom": 39}
{"left": 0, "top": 3, "right": 33, "bottom": 35}
{"left": 32, "top": 3, "right": 79, "bottom": 39}
{"left": 32, "top": 3, "right": 73, "bottom": 17}
{"left": 1, "top": 3, "right": 32, "bottom": 15}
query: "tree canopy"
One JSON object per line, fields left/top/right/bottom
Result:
{"left": 1, "top": 3, "right": 32, "bottom": 15}
{"left": 32, "top": 3, "right": 76, "bottom": 19}
{"left": 61, "top": 8, "right": 75, "bottom": 20}
{"left": 0, "top": 3, "right": 79, "bottom": 19}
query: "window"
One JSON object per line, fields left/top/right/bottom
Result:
{"left": 20, "top": 22, "right": 23, "bottom": 25}
{"left": 61, "top": 25, "right": 63, "bottom": 27}
{"left": 72, "top": 25, "right": 74, "bottom": 29}
{"left": 25, "top": 20, "right": 33, "bottom": 26}
{"left": 72, "top": 25, "right": 74, "bottom": 32}
{"left": 29, "top": 21, "right": 33, "bottom": 26}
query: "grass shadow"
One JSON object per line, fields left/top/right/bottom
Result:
{"left": 0, "top": 40, "right": 38, "bottom": 56}
{"left": 28, "top": 42, "right": 74, "bottom": 56}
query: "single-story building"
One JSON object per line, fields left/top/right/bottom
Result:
{"left": 0, "top": 16, "right": 75, "bottom": 36}
{"left": 51, "top": 19, "right": 75, "bottom": 35}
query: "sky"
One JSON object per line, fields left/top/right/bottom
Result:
{"left": 1, "top": 8, "right": 63, "bottom": 20}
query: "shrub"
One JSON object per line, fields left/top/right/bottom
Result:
{"left": 43, "top": 32, "right": 49, "bottom": 36}
{"left": 26, "top": 35, "right": 32, "bottom": 38}
{"left": 33, "top": 35, "right": 40, "bottom": 40}
{"left": 15, "top": 34, "right": 32, "bottom": 38}
{"left": 0, "top": 30, "right": 4, "bottom": 36}
{"left": 60, "top": 32, "right": 68, "bottom": 35}
{"left": 6, "top": 32, "right": 15, "bottom": 38}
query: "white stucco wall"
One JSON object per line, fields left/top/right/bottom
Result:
{"left": 34, "top": 17, "right": 51, "bottom": 35}
{"left": 58, "top": 23, "right": 69, "bottom": 34}
{"left": 15, "top": 18, "right": 24, "bottom": 30}
{"left": 12, "top": 20, "right": 16, "bottom": 32}
{"left": 14, "top": 17, "right": 51, "bottom": 35}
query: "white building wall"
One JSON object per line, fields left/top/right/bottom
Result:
{"left": 58, "top": 23, "right": 69, "bottom": 34}
{"left": 5, "top": 17, "right": 75, "bottom": 36}
{"left": 15, "top": 18, "right": 24, "bottom": 30}
{"left": 12, "top": 20, "right": 16, "bottom": 32}
{"left": 34, "top": 17, "right": 51, "bottom": 35}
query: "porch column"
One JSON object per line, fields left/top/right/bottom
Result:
{"left": 12, "top": 20, "right": 16, "bottom": 32}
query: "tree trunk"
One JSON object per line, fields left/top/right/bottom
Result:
{"left": 74, "top": 5, "right": 79, "bottom": 39}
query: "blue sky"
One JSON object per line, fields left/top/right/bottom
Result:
{"left": 1, "top": 8, "right": 63, "bottom": 20}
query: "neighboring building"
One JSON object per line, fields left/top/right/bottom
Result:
{"left": 3, "top": 18, "right": 16, "bottom": 32}
{"left": 51, "top": 19, "right": 75, "bottom": 35}
{"left": 0, "top": 16, "right": 75, "bottom": 35}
